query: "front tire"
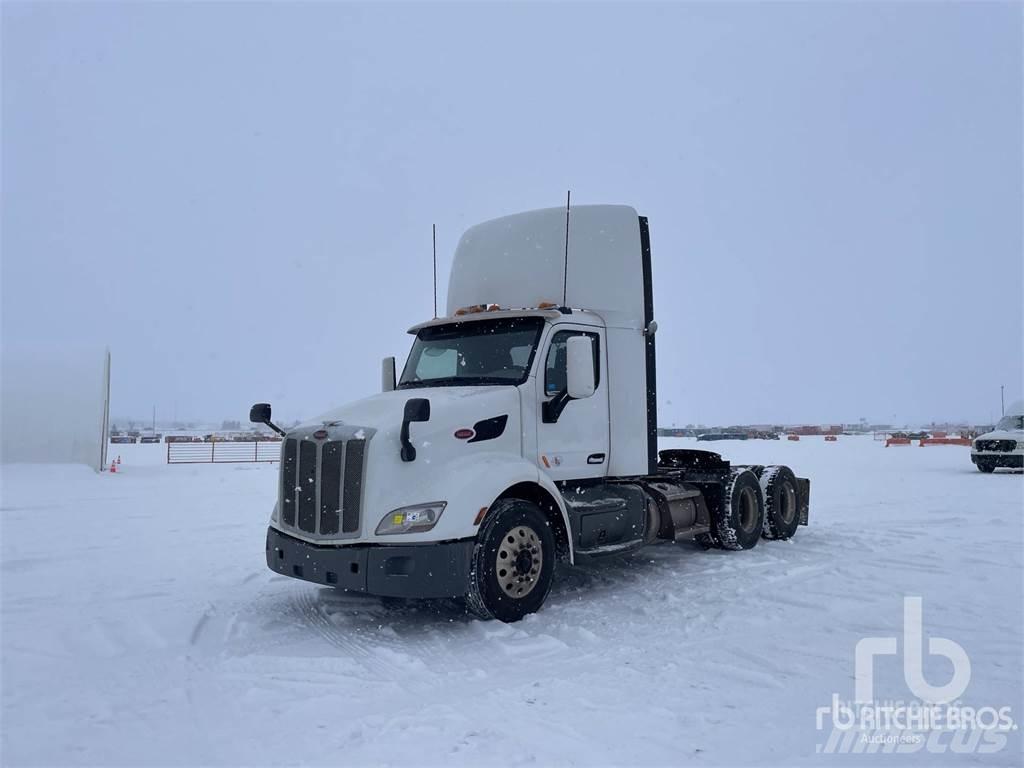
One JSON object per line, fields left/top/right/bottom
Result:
{"left": 976, "top": 460, "right": 996, "bottom": 473}
{"left": 466, "top": 498, "right": 555, "bottom": 622}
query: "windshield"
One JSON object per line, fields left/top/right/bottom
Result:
{"left": 399, "top": 317, "right": 544, "bottom": 389}
{"left": 995, "top": 414, "right": 1024, "bottom": 431}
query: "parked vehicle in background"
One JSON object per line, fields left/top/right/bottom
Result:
{"left": 696, "top": 432, "right": 749, "bottom": 442}
{"left": 889, "top": 431, "right": 930, "bottom": 441}
{"left": 972, "top": 401, "right": 1024, "bottom": 473}
{"left": 232, "top": 433, "right": 281, "bottom": 442}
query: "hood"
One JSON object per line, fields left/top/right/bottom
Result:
{"left": 976, "top": 428, "right": 1023, "bottom": 442}
{"left": 314, "top": 386, "right": 521, "bottom": 440}
{"left": 272, "top": 383, "right": 529, "bottom": 546}
{"left": 272, "top": 385, "right": 525, "bottom": 546}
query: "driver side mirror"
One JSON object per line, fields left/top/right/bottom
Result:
{"left": 249, "top": 402, "right": 272, "bottom": 424}
{"left": 400, "top": 398, "right": 430, "bottom": 462}
{"left": 566, "top": 335, "right": 596, "bottom": 399}
{"left": 249, "top": 402, "right": 286, "bottom": 436}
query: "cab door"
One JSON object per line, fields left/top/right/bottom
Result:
{"left": 535, "top": 326, "right": 610, "bottom": 481}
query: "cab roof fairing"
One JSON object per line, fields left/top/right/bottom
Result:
{"left": 445, "top": 204, "right": 646, "bottom": 331}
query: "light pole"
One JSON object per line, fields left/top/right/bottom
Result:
{"left": 1001, "top": 385, "right": 1005, "bottom": 416}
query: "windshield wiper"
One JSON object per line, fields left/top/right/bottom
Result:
{"left": 398, "top": 376, "right": 517, "bottom": 389}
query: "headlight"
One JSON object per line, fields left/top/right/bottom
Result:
{"left": 376, "top": 502, "right": 447, "bottom": 535}
{"left": 271, "top": 502, "right": 280, "bottom": 523}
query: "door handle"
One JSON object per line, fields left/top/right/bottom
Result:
{"left": 587, "top": 453, "right": 606, "bottom": 464}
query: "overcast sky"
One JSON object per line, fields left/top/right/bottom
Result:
{"left": 3, "top": 1, "right": 1021, "bottom": 427}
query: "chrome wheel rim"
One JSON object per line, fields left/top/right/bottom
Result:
{"left": 495, "top": 525, "right": 543, "bottom": 598}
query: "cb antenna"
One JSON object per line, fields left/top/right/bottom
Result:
{"left": 432, "top": 223, "right": 438, "bottom": 318}
{"left": 562, "top": 190, "right": 571, "bottom": 307}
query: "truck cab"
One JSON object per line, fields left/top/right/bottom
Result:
{"left": 259, "top": 205, "right": 809, "bottom": 621}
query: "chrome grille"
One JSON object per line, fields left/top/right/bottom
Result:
{"left": 342, "top": 440, "right": 365, "bottom": 533}
{"left": 319, "top": 442, "right": 343, "bottom": 535}
{"left": 298, "top": 441, "right": 317, "bottom": 532}
{"left": 279, "top": 429, "right": 370, "bottom": 539}
{"left": 281, "top": 438, "right": 297, "bottom": 526}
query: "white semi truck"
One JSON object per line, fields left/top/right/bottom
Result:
{"left": 254, "top": 205, "right": 810, "bottom": 622}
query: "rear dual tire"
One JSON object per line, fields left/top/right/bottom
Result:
{"left": 698, "top": 468, "right": 765, "bottom": 551}
{"left": 760, "top": 465, "right": 801, "bottom": 540}
{"left": 698, "top": 464, "right": 801, "bottom": 550}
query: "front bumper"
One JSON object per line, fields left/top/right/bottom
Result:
{"left": 266, "top": 526, "right": 475, "bottom": 598}
{"left": 971, "top": 453, "right": 1024, "bottom": 469}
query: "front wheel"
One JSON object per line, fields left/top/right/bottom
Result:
{"left": 466, "top": 498, "right": 556, "bottom": 622}
{"left": 976, "top": 460, "right": 996, "bottom": 473}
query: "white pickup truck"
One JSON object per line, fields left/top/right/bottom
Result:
{"left": 972, "top": 401, "right": 1024, "bottom": 473}
{"left": 253, "top": 205, "right": 810, "bottom": 621}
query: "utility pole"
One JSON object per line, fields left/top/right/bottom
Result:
{"left": 1001, "top": 385, "right": 1005, "bottom": 416}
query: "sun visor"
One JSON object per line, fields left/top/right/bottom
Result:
{"left": 446, "top": 205, "right": 645, "bottom": 329}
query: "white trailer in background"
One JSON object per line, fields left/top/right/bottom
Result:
{"left": 254, "top": 205, "right": 810, "bottom": 621}
{"left": 1, "top": 347, "right": 110, "bottom": 472}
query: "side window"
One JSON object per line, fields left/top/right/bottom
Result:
{"left": 544, "top": 331, "right": 600, "bottom": 396}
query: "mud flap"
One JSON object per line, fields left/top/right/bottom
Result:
{"left": 797, "top": 478, "right": 810, "bottom": 525}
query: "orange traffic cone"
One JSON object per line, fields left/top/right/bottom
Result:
{"left": 110, "top": 461, "right": 117, "bottom": 473}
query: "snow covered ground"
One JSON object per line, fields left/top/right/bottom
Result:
{"left": 2, "top": 436, "right": 1021, "bottom": 766}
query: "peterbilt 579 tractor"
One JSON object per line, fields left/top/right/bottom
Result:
{"left": 254, "top": 204, "right": 810, "bottom": 622}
